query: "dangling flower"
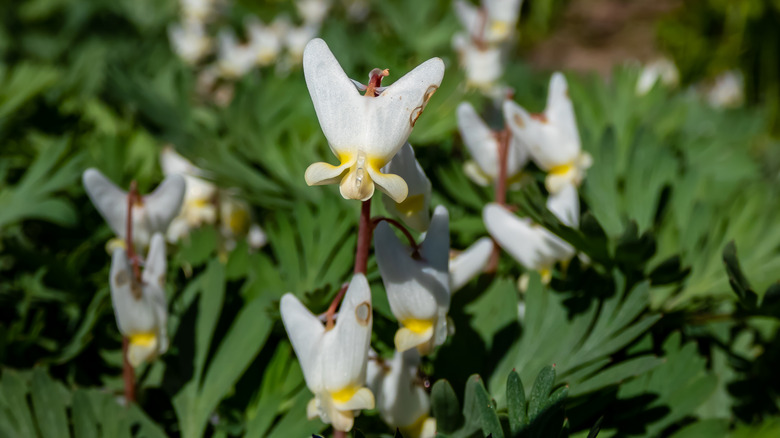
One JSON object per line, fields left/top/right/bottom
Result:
{"left": 374, "top": 206, "right": 450, "bottom": 355}
{"left": 482, "top": 183, "right": 579, "bottom": 283}
{"left": 296, "top": 0, "right": 332, "bottom": 25}
{"left": 454, "top": 0, "right": 523, "bottom": 45}
{"left": 503, "top": 73, "right": 592, "bottom": 194}
{"left": 705, "top": 70, "right": 744, "bottom": 109}
{"left": 280, "top": 274, "right": 375, "bottom": 432}
{"left": 160, "top": 147, "right": 218, "bottom": 243}
{"left": 110, "top": 233, "right": 169, "bottom": 367}
{"left": 285, "top": 23, "right": 321, "bottom": 64}
{"left": 367, "top": 349, "right": 437, "bottom": 438}
{"left": 245, "top": 16, "right": 283, "bottom": 66}
{"left": 635, "top": 58, "right": 679, "bottom": 96}
{"left": 457, "top": 101, "right": 528, "bottom": 186}
{"left": 302, "top": 38, "right": 445, "bottom": 202}
{"left": 452, "top": 33, "right": 504, "bottom": 92}
{"left": 216, "top": 30, "right": 257, "bottom": 79}
{"left": 168, "top": 19, "right": 212, "bottom": 65}
{"left": 381, "top": 142, "right": 432, "bottom": 232}
{"left": 83, "top": 168, "right": 185, "bottom": 251}
{"left": 449, "top": 236, "right": 494, "bottom": 291}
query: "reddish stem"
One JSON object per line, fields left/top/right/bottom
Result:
{"left": 486, "top": 129, "right": 512, "bottom": 273}
{"left": 333, "top": 430, "right": 347, "bottom": 438}
{"left": 325, "top": 282, "right": 349, "bottom": 330}
{"left": 354, "top": 199, "right": 372, "bottom": 275}
{"left": 126, "top": 181, "right": 142, "bottom": 282}
{"left": 122, "top": 337, "right": 136, "bottom": 404}
{"left": 371, "top": 217, "right": 419, "bottom": 254}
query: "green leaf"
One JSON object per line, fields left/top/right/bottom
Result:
{"left": 471, "top": 376, "right": 503, "bottom": 438}
{"left": 30, "top": 368, "right": 70, "bottom": 438}
{"left": 527, "top": 366, "right": 556, "bottom": 420}
{"left": 431, "top": 379, "right": 463, "bottom": 434}
{"left": 506, "top": 370, "right": 527, "bottom": 435}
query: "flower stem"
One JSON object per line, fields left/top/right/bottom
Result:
{"left": 487, "top": 129, "right": 511, "bottom": 272}
{"left": 122, "top": 337, "right": 136, "bottom": 404}
{"left": 123, "top": 181, "right": 140, "bottom": 404}
{"left": 325, "top": 282, "right": 350, "bottom": 330}
{"left": 333, "top": 430, "right": 347, "bottom": 438}
{"left": 354, "top": 199, "right": 372, "bottom": 275}
{"left": 371, "top": 217, "right": 419, "bottom": 255}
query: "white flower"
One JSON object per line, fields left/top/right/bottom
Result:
{"left": 503, "top": 72, "right": 592, "bottom": 194}
{"left": 367, "top": 350, "right": 436, "bottom": 438}
{"left": 83, "top": 168, "right": 185, "bottom": 250}
{"left": 374, "top": 206, "right": 450, "bottom": 355}
{"left": 449, "top": 237, "right": 494, "bottom": 291}
{"left": 452, "top": 33, "right": 504, "bottom": 91}
{"left": 303, "top": 38, "right": 445, "bottom": 202}
{"left": 179, "top": 0, "right": 215, "bottom": 21}
{"left": 280, "top": 274, "right": 375, "bottom": 432}
{"left": 218, "top": 196, "right": 263, "bottom": 251}
{"left": 245, "top": 16, "right": 283, "bottom": 66}
{"left": 454, "top": 0, "right": 523, "bottom": 44}
{"left": 168, "top": 20, "right": 212, "bottom": 65}
{"left": 160, "top": 147, "right": 218, "bottom": 242}
{"left": 381, "top": 142, "right": 432, "bottom": 232}
{"left": 110, "top": 233, "right": 169, "bottom": 367}
{"left": 635, "top": 58, "right": 679, "bottom": 96}
{"left": 706, "top": 70, "right": 744, "bottom": 109}
{"left": 285, "top": 24, "right": 321, "bottom": 64}
{"left": 216, "top": 30, "right": 257, "bottom": 79}
{"left": 457, "top": 101, "right": 528, "bottom": 186}
{"left": 483, "top": 183, "right": 579, "bottom": 282}
{"left": 296, "top": 0, "right": 331, "bottom": 25}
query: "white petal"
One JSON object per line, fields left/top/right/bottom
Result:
{"left": 322, "top": 273, "right": 373, "bottom": 392}
{"left": 142, "top": 233, "right": 167, "bottom": 286}
{"left": 377, "top": 349, "right": 430, "bottom": 428}
{"left": 449, "top": 237, "right": 494, "bottom": 291}
{"left": 366, "top": 166, "right": 408, "bottom": 203}
{"left": 457, "top": 102, "right": 500, "bottom": 179}
{"left": 280, "top": 293, "right": 326, "bottom": 392}
{"left": 544, "top": 72, "right": 581, "bottom": 163}
{"left": 83, "top": 168, "right": 128, "bottom": 239}
{"left": 546, "top": 182, "right": 579, "bottom": 228}
{"left": 339, "top": 165, "right": 375, "bottom": 201}
{"left": 503, "top": 100, "right": 556, "bottom": 170}
{"left": 374, "top": 222, "right": 440, "bottom": 322}
{"left": 142, "top": 233, "right": 169, "bottom": 355}
{"left": 419, "top": 205, "right": 450, "bottom": 274}
{"left": 109, "top": 249, "right": 156, "bottom": 335}
{"left": 395, "top": 327, "right": 434, "bottom": 353}
{"left": 332, "top": 387, "right": 375, "bottom": 411}
{"left": 454, "top": 0, "right": 482, "bottom": 39}
{"left": 303, "top": 38, "right": 364, "bottom": 159}
{"left": 370, "top": 57, "right": 445, "bottom": 162}
{"left": 483, "top": 203, "right": 548, "bottom": 270}
{"left": 381, "top": 142, "right": 431, "bottom": 202}
{"left": 144, "top": 174, "right": 186, "bottom": 234}
{"left": 127, "top": 339, "right": 158, "bottom": 368}
{"left": 304, "top": 160, "right": 353, "bottom": 186}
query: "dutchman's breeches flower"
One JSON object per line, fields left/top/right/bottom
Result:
{"left": 110, "top": 233, "right": 170, "bottom": 367}
{"left": 375, "top": 206, "right": 451, "bottom": 355}
{"left": 454, "top": 0, "right": 523, "bottom": 45}
{"left": 503, "top": 72, "right": 592, "bottom": 194}
{"left": 367, "top": 349, "right": 436, "bottom": 438}
{"left": 302, "top": 38, "right": 445, "bottom": 203}
{"left": 457, "top": 101, "right": 528, "bottom": 186}
{"left": 83, "top": 168, "right": 185, "bottom": 250}
{"left": 483, "top": 183, "right": 579, "bottom": 283}
{"left": 449, "top": 237, "right": 494, "bottom": 291}
{"left": 280, "top": 274, "right": 375, "bottom": 432}
{"left": 381, "top": 142, "right": 432, "bottom": 232}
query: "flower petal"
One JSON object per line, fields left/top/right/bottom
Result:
{"left": 483, "top": 203, "right": 549, "bottom": 270}
{"left": 367, "top": 166, "right": 408, "bottom": 204}
{"left": 381, "top": 142, "right": 431, "bottom": 231}
{"left": 419, "top": 205, "right": 450, "bottom": 274}
{"left": 280, "top": 293, "right": 326, "bottom": 392}
{"left": 305, "top": 160, "right": 353, "bottom": 186}
{"left": 374, "top": 222, "right": 440, "bottom": 322}
{"left": 332, "top": 387, "right": 375, "bottom": 411}
{"left": 303, "top": 38, "right": 364, "bottom": 158}
{"left": 370, "top": 57, "right": 445, "bottom": 162}
{"left": 339, "top": 165, "right": 375, "bottom": 201}
{"left": 109, "top": 249, "right": 156, "bottom": 335}
{"left": 457, "top": 102, "right": 500, "bottom": 179}
{"left": 144, "top": 174, "right": 186, "bottom": 234}
{"left": 83, "top": 168, "right": 127, "bottom": 239}
{"left": 449, "top": 237, "right": 494, "bottom": 291}
{"left": 546, "top": 182, "right": 580, "bottom": 227}
{"left": 395, "top": 326, "right": 434, "bottom": 353}
{"left": 322, "top": 273, "right": 373, "bottom": 392}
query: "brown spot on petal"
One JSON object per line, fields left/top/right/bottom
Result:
{"left": 158, "top": 275, "right": 165, "bottom": 288}
{"left": 115, "top": 270, "right": 129, "bottom": 287}
{"left": 530, "top": 113, "right": 548, "bottom": 124}
{"left": 355, "top": 301, "right": 371, "bottom": 326}
{"left": 131, "top": 282, "right": 143, "bottom": 300}
{"left": 513, "top": 113, "right": 524, "bottom": 128}
{"left": 410, "top": 85, "right": 439, "bottom": 127}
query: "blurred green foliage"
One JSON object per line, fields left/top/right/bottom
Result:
{"left": 0, "top": 0, "right": 778, "bottom": 437}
